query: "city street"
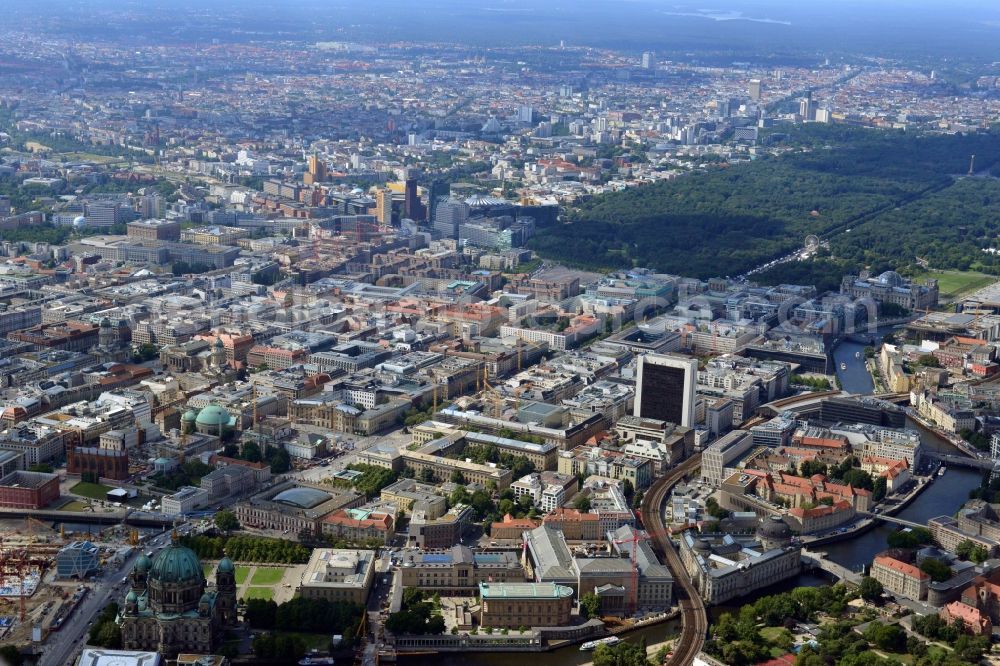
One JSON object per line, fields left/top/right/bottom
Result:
{"left": 39, "top": 530, "right": 170, "bottom": 666}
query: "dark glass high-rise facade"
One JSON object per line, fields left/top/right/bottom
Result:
{"left": 637, "top": 362, "right": 686, "bottom": 424}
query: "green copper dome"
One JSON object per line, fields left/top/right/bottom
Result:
{"left": 182, "top": 409, "right": 198, "bottom": 422}
{"left": 135, "top": 552, "right": 152, "bottom": 573}
{"left": 217, "top": 556, "right": 235, "bottom": 574}
{"left": 195, "top": 405, "right": 231, "bottom": 428}
{"left": 149, "top": 544, "right": 204, "bottom": 585}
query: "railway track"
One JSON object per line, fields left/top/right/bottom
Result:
{"left": 640, "top": 454, "right": 708, "bottom": 666}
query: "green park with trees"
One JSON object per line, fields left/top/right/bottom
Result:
{"left": 529, "top": 126, "right": 1000, "bottom": 283}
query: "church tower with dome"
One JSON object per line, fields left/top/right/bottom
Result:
{"left": 119, "top": 538, "right": 236, "bottom": 656}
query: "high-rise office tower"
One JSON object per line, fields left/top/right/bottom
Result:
{"left": 305, "top": 153, "right": 328, "bottom": 185}
{"left": 634, "top": 353, "right": 697, "bottom": 427}
{"left": 403, "top": 176, "right": 422, "bottom": 221}
{"left": 518, "top": 106, "right": 534, "bottom": 124}
{"left": 641, "top": 51, "right": 656, "bottom": 70}
{"left": 749, "top": 79, "right": 762, "bottom": 101}
{"left": 139, "top": 192, "right": 164, "bottom": 219}
{"left": 375, "top": 188, "right": 393, "bottom": 226}
{"left": 428, "top": 179, "right": 450, "bottom": 222}
{"left": 798, "top": 96, "right": 816, "bottom": 122}
{"left": 432, "top": 198, "right": 469, "bottom": 239}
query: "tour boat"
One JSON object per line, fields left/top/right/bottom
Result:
{"left": 581, "top": 636, "right": 622, "bottom": 651}
{"left": 939, "top": 466, "right": 947, "bottom": 477}
{"left": 840, "top": 362, "right": 847, "bottom": 371}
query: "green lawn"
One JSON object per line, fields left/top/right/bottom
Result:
{"left": 60, "top": 500, "right": 89, "bottom": 512}
{"left": 759, "top": 626, "right": 793, "bottom": 655}
{"left": 235, "top": 566, "right": 251, "bottom": 585}
{"left": 250, "top": 567, "right": 285, "bottom": 585}
{"left": 760, "top": 627, "right": 791, "bottom": 642}
{"left": 70, "top": 481, "right": 114, "bottom": 500}
{"left": 62, "top": 152, "right": 122, "bottom": 164}
{"left": 243, "top": 587, "right": 274, "bottom": 601}
{"left": 923, "top": 270, "right": 998, "bottom": 299}
{"left": 203, "top": 563, "right": 215, "bottom": 578}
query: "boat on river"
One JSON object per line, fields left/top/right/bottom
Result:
{"left": 581, "top": 637, "right": 621, "bottom": 651}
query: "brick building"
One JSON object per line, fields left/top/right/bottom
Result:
{"left": 67, "top": 446, "right": 129, "bottom": 480}
{"left": 8, "top": 321, "right": 99, "bottom": 352}
{"left": 0, "top": 470, "right": 60, "bottom": 508}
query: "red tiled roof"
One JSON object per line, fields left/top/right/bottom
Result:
{"left": 874, "top": 555, "right": 929, "bottom": 581}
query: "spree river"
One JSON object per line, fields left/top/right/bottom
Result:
{"left": 404, "top": 350, "right": 982, "bottom": 664}
{"left": 820, "top": 465, "right": 980, "bottom": 571}
{"left": 833, "top": 338, "right": 874, "bottom": 395}
{"left": 832, "top": 326, "right": 900, "bottom": 395}
{"left": 400, "top": 618, "right": 682, "bottom": 666}
{"left": 820, "top": 418, "right": 982, "bottom": 571}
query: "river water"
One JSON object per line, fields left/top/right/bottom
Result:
{"left": 832, "top": 326, "right": 901, "bottom": 395}
{"left": 819, "top": 465, "right": 980, "bottom": 571}
{"left": 404, "top": 341, "right": 982, "bottom": 663}
{"left": 400, "top": 618, "right": 683, "bottom": 666}
{"left": 833, "top": 337, "right": 874, "bottom": 395}
{"left": 820, "top": 418, "right": 982, "bottom": 571}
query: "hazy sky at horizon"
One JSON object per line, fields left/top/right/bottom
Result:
{"left": 5, "top": 0, "right": 1000, "bottom": 61}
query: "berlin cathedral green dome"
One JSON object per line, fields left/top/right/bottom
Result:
{"left": 148, "top": 544, "right": 204, "bottom": 585}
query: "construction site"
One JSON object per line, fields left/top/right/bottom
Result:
{"left": 0, "top": 516, "right": 142, "bottom": 647}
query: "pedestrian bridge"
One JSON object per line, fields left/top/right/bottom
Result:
{"left": 926, "top": 453, "right": 997, "bottom": 472}
{"left": 856, "top": 511, "right": 926, "bottom": 530}
{"left": 802, "top": 549, "right": 864, "bottom": 585}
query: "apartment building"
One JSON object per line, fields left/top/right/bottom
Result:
{"left": 701, "top": 430, "right": 754, "bottom": 487}
{"left": 871, "top": 553, "right": 929, "bottom": 601}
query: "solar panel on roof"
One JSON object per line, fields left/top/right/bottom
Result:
{"left": 422, "top": 554, "right": 451, "bottom": 563}
{"left": 474, "top": 554, "right": 504, "bottom": 563}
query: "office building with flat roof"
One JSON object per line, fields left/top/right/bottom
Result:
{"left": 127, "top": 219, "right": 181, "bottom": 242}
{"left": 56, "top": 541, "right": 100, "bottom": 579}
{"left": 297, "top": 548, "right": 376, "bottom": 605}
{"left": 635, "top": 353, "right": 697, "bottom": 427}
{"left": 0, "top": 469, "right": 60, "bottom": 508}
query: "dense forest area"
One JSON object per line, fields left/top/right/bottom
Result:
{"left": 529, "top": 127, "right": 1000, "bottom": 280}
{"left": 829, "top": 178, "right": 1000, "bottom": 273}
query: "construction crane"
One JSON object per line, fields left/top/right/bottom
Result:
{"left": 480, "top": 366, "right": 504, "bottom": 419}
{"left": 611, "top": 529, "right": 651, "bottom": 616}
{"left": 0, "top": 544, "right": 46, "bottom": 621}
{"left": 354, "top": 218, "right": 380, "bottom": 245}
{"left": 24, "top": 517, "right": 55, "bottom": 543}
{"left": 251, "top": 383, "right": 266, "bottom": 457}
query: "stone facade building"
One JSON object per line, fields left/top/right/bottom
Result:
{"left": 679, "top": 517, "right": 801, "bottom": 605}
{"left": 119, "top": 543, "right": 236, "bottom": 657}
{"left": 871, "top": 553, "right": 929, "bottom": 601}
{"left": 477, "top": 582, "right": 573, "bottom": 629}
